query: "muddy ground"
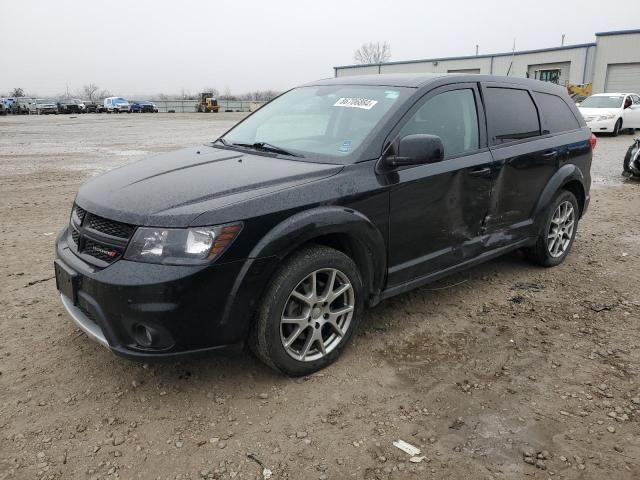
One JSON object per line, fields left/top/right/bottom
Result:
{"left": 0, "top": 114, "right": 639, "bottom": 480}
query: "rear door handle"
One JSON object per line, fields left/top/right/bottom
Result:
{"left": 468, "top": 166, "right": 491, "bottom": 177}
{"left": 541, "top": 150, "right": 558, "bottom": 159}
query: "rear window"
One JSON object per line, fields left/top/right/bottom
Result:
{"left": 484, "top": 87, "right": 541, "bottom": 145}
{"left": 533, "top": 92, "right": 580, "bottom": 134}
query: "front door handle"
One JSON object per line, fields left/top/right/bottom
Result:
{"left": 468, "top": 166, "right": 491, "bottom": 177}
{"left": 541, "top": 150, "right": 558, "bottom": 159}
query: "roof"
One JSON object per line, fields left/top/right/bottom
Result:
{"left": 334, "top": 43, "right": 596, "bottom": 71}
{"left": 308, "top": 73, "right": 568, "bottom": 93}
{"left": 308, "top": 73, "right": 447, "bottom": 87}
{"left": 595, "top": 29, "right": 640, "bottom": 37}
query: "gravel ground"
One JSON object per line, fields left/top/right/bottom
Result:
{"left": 0, "top": 114, "right": 639, "bottom": 480}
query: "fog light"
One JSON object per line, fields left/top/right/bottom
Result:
{"left": 133, "top": 324, "right": 154, "bottom": 347}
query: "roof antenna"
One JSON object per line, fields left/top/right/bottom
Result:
{"left": 561, "top": 34, "right": 565, "bottom": 46}
{"left": 506, "top": 39, "right": 516, "bottom": 76}
{"left": 475, "top": 44, "right": 479, "bottom": 56}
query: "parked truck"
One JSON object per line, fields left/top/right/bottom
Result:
{"left": 104, "top": 97, "right": 131, "bottom": 113}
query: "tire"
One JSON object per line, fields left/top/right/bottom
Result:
{"left": 623, "top": 141, "right": 640, "bottom": 177}
{"left": 612, "top": 118, "right": 622, "bottom": 137}
{"left": 525, "top": 190, "right": 579, "bottom": 267}
{"left": 250, "top": 245, "right": 364, "bottom": 376}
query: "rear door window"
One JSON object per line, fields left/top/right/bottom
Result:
{"left": 532, "top": 92, "right": 581, "bottom": 134}
{"left": 484, "top": 87, "right": 541, "bottom": 145}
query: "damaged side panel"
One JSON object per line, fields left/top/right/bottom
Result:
{"left": 484, "top": 131, "right": 591, "bottom": 250}
{"left": 386, "top": 150, "right": 494, "bottom": 286}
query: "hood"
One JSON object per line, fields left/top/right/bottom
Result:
{"left": 578, "top": 107, "right": 619, "bottom": 117}
{"left": 76, "top": 146, "right": 343, "bottom": 227}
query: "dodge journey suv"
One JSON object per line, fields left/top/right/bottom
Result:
{"left": 55, "top": 74, "right": 594, "bottom": 376}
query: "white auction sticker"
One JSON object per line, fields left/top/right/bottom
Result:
{"left": 333, "top": 97, "right": 378, "bottom": 110}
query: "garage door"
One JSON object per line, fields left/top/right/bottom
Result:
{"left": 605, "top": 63, "right": 640, "bottom": 93}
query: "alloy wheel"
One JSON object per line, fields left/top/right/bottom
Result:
{"left": 547, "top": 200, "right": 575, "bottom": 258}
{"left": 280, "top": 268, "right": 355, "bottom": 362}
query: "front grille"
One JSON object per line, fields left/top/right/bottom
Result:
{"left": 87, "top": 214, "right": 135, "bottom": 239}
{"left": 73, "top": 205, "right": 87, "bottom": 223}
{"left": 84, "top": 238, "right": 121, "bottom": 263}
{"left": 69, "top": 204, "right": 135, "bottom": 266}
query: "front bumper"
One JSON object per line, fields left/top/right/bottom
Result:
{"left": 60, "top": 294, "right": 109, "bottom": 347}
{"left": 55, "top": 227, "right": 272, "bottom": 360}
{"left": 585, "top": 118, "right": 616, "bottom": 132}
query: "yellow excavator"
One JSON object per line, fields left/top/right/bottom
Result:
{"left": 566, "top": 83, "right": 592, "bottom": 103}
{"left": 196, "top": 93, "right": 219, "bottom": 113}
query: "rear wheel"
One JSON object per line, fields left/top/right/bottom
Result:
{"left": 250, "top": 245, "right": 363, "bottom": 376}
{"left": 525, "top": 190, "right": 579, "bottom": 267}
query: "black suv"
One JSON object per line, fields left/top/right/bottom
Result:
{"left": 55, "top": 74, "right": 594, "bottom": 375}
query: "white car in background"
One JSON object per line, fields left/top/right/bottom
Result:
{"left": 578, "top": 93, "right": 640, "bottom": 136}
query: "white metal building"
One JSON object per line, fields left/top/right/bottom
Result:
{"left": 334, "top": 29, "right": 640, "bottom": 94}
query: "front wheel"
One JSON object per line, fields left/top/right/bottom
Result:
{"left": 612, "top": 118, "right": 622, "bottom": 137}
{"left": 525, "top": 190, "right": 579, "bottom": 267}
{"left": 250, "top": 245, "right": 363, "bottom": 376}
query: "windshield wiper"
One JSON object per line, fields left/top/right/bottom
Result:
{"left": 221, "top": 140, "right": 303, "bottom": 158}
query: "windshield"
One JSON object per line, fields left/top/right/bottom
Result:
{"left": 115, "top": 97, "right": 127, "bottom": 103}
{"left": 579, "top": 95, "right": 623, "bottom": 108}
{"left": 221, "top": 85, "right": 409, "bottom": 161}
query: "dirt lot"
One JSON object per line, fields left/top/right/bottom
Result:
{"left": 0, "top": 114, "right": 639, "bottom": 480}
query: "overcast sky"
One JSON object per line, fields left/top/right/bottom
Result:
{"left": 2, "top": 0, "right": 639, "bottom": 97}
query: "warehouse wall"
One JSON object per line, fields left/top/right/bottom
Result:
{"left": 379, "top": 57, "right": 493, "bottom": 75}
{"left": 492, "top": 47, "right": 592, "bottom": 84}
{"left": 335, "top": 65, "right": 380, "bottom": 77}
{"left": 592, "top": 31, "right": 640, "bottom": 93}
{"left": 335, "top": 45, "right": 596, "bottom": 86}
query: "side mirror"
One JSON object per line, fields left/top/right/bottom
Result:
{"left": 388, "top": 134, "right": 444, "bottom": 168}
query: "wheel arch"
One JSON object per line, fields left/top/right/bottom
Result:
{"left": 220, "top": 207, "right": 388, "bottom": 341}
{"left": 253, "top": 206, "right": 386, "bottom": 300}
{"left": 533, "top": 164, "right": 587, "bottom": 229}
{"left": 562, "top": 179, "right": 586, "bottom": 217}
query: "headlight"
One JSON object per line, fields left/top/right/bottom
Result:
{"left": 597, "top": 113, "right": 616, "bottom": 121}
{"left": 124, "top": 223, "right": 242, "bottom": 265}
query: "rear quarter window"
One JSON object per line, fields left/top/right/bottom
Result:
{"left": 484, "top": 87, "right": 541, "bottom": 145}
{"left": 533, "top": 91, "right": 581, "bottom": 134}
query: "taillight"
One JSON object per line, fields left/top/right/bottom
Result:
{"left": 589, "top": 133, "right": 597, "bottom": 150}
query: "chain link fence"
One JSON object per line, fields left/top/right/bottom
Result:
{"left": 154, "top": 100, "right": 266, "bottom": 113}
